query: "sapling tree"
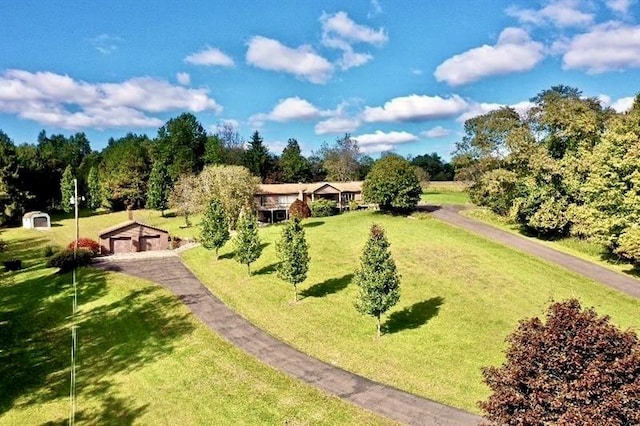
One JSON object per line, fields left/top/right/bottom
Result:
{"left": 146, "top": 160, "right": 172, "bottom": 216}
{"left": 60, "top": 165, "right": 74, "bottom": 213}
{"left": 276, "top": 218, "right": 310, "bottom": 301}
{"left": 354, "top": 224, "right": 401, "bottom": 337}
{"left": 87, "top": 166, "right": 102, "bottom": 209}
{"left": 200, "top": 198, "right": 229, "bottom": 259}
{"left": 233, "top": 209, "right": 263, "bottom": 276}
{"left": 480, "top": 299, "right": 640, "bottom": 425}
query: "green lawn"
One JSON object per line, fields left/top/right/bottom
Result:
{"left": 0, "top": 226, "right": 389, "bottom": 425}
{"left": 182, "top": 210, "right": 640, "bottom": 413}
{"left": 421, "top": 181, "right": 471, "bottom": 205}
{"left": 464, "top": 208, "right": 640, "bottom": 280}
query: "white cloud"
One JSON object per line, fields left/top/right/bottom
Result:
{"left": 368, "top": 0, "right": 383, "bottom": 18}
{"left": 362, "top": 94, "right": 469, "bottom": 123}
{"left": 265, "top": 139, "right": 287, "bottom": 154}
{"left": 0, "top": 69, "right": 221, "bottom": 130}
{"left": 89, "top": 33, "right": 123, "bottom": 54}
{"left": 561, "top": 23, "right": 640, "bottom": 73}
{"left": 456, "top": 100, "right": 534, "bottom": 123}
{"left": 337, "top": 50, "right": 374, "bottom": 70}
{"left": 249, "top": 97, "right": 326, "bottom": 127}
{"left": 320, "top": 11, "right": 388, "bottom": 45}
{"left": 246, "top": 36, "right": 333, "bottom": 84}
{"left": 176, "top": 72, "right": 191, "bottom": 85}
{"left": 421, "top": 126, "right": 452, "bottom": 138}
{"left": 315, "top": 116, "right": 361, "bottom": 134}
{"left": 434, "top": 27, "right": 544, "bottom": 86}
{"left": 184, "top": 47, "right": 235, "bottom": 67}
{"left": 506, "top": 0, "right": 594, "bottom": 28}
{"left": 606, "top": 0, "right": 635, "bottom": 14}
{"left": 601, "top": 95, "right": 636, "bottom": 112}
{"left": 355, "top": 130, "right": 418, "bottom": 146}
{"left": 411, "top": 68, "right": 423, "bottom": 75}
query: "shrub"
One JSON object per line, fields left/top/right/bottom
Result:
{"left": 67, "top": 238, "right": 100, "bottom": 257}
{"left": 614, "top": 226, "right": 640, "bottom": 266}
{"left": 288, "top": 199, "right": 311, "bottom": 219}
{"left": 362, "top": 154, "right": 422, "bottom": 212}
{"left": 3, "top": 259, "right": 22, "bottom": 271}
{"left": 469, "top": 169, "right": 518, "bottom": 216}
{"left": 43, "top": 244, "right": 59, "bottom": 257}
{"left": 480, "top": 299, "right": 640, "bottom": 424}
{"left": 170, "top": 236, "right": 182, "bottom": 250}
{"left": 47, "top": 248, "right": 93, "bottom": 273}
{"left": 310, "top": 199, "right": 337, "bottom": 217}
{"left": 348, "top": 200, "right": 359, "bottom": 211}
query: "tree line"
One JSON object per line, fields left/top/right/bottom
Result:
{"left": 0, "top": 112, "right": 452, "bottom": 225}
{"left": 454, "top": 85, "right": 640, "bottom": 266}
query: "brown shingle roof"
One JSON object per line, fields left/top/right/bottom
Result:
{"left": 256, "top": 181, "right": 363, "bottom": 195}
{"left": 98, "top": 220, "right": 169, "bottom": 238}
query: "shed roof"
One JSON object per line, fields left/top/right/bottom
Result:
{"left": 98, "top": 220, "right": 169, "bottom": 238}
{"left": 256, "top": 181, "right": 363, "bottom": 195}
{"left": 23, "top": 211, "right": 49, "bottom": 219}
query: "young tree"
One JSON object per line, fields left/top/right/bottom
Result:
{"left": 146, "top": 160, "right": 172, "bottom": 216}
{"left": 276, "top": 218, "right": 310, "bottom": 301}
{"left": 480, "top": 299, "right": 640, "bottom": 425}
{"left": 200, "top": 198, "right": 229, "bottom": 259}
{"left": 86, "top": 166, "right": 102, "bottom": 209}
{"left": 362, "top": 154, "right": 422, "bottom": 212}
{"left": 169, "top": 174, "right": 199, "bottom": 227}
{"left": 233, "top": 209, "right": 263, "bottom": 276}
{"left": 60, "top": 165, "right": 74, "bottom": 213}
{"left": 354, "top": 224, "right": 401, "bottom": 337}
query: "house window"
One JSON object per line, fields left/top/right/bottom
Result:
{"left": 278, "top": 195, "right": 298, "bottom": 207}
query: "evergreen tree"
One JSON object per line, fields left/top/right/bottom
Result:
{"left": 276, "top": 218, "right": 310, "bottom": 301}
{"left": 233, "top": 208, "right": 263, "bottom": 275}
{"left": 280, "top": 138, "right": 311, "bottom": 182}
{"left": 200, "top": 198, "right": 229, "bottom": 259}
{"left": 60, "top": 165, "right": 74, "bottom": 213}
{"left": 86, "top": 166, "right": 102, "bottom": 209}
{"left": 146, "top": 161, "right": 172, "bottom": 216}
{"left": 354, "top": 224, "right": 401, "bottom": 337}
{"left": 244, "top": 131, "right": 270, "bottom": 180}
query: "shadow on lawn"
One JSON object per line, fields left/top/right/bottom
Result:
{"left": 301, "top": 274, "right": 353, "bottom": 299}
{"left": 254, "top": 263, "right": 278, "bottom": 275}
{"left": 383, "top": 297, "right": 444, "bottom": 334}
{"left": 302, "top": 220, "right": 324, "bottom": 228}
{"left": 0, "top": 260, "right": 195, "bottom": 424}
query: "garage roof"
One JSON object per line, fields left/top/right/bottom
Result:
{"left": 98, "top": 220, "right": 169, "bottom": 238}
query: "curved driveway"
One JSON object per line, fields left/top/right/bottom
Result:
{"left": 426, "top": 204, "right": 640, "bottom": 299}
{"left": 95, "top": 256, "right": 482, "bottom": 426}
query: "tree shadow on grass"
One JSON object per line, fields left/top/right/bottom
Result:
{"left": 300, "top": 274, "right": 354, "bottom": 299}
{"left": 254, "top": 263, "right": 278, "bottom": 275}
{"left": 302, "top": 220, "right": 324, "bottom": 228}
{"left": 383, "top": 297, "right": 444, "bottom": 335}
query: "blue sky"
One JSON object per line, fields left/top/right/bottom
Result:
{"left": 0, "top": 0, "right": 639, "bottom": 159}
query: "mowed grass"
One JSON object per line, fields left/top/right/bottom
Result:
{"left": 464, "top": 208, "right": 640, "bottom": 280}
{"left": 0, "top": 227, "right": 389, "bottom": 425}
{"left": 421, "top": 181, "right": 471, "bottom": 205}
{"left": 182, "top": 210, "right": 640, "bottom": 413}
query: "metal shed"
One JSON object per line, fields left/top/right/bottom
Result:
{"left": 22, "top": 211, "right": 51, "bottom": 229}
{"left": 98, "top": 220, "right": 169, "bottom": 255}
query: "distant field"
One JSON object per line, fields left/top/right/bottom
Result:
{"left": 421, "top": 181, "right": 472, "bottom": 205}
{"left": 0, "top": 225, "right": 388, "bottom": 425}
{"left": 182, "top": 209, "right": 640, "bottom": 413}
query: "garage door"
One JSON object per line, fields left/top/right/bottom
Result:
{"left": 110, "top": 237, "right": 132, "bottom": 254}
{"left": 33, "top": 217, "right": 48, "bottom": 228}
{"left": 140, "top": 235, "right": 161, "bottom": 251}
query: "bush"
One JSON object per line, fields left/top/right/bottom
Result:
{"left": 348, "top": 200, "right": 360, "bottom": 211}
{"left": 43, "top": 244, "right": 59, "bottom": 258}
{"left": 469, "top": 169, "right": 518, "bottom": 216}
{"left": 310, "top": 199, "right": 337, "bottom": 217}
{"left": 288, "top": 199, "right": 311, "bottom": 219}
{"left": 480, "top": 299, "right": 640, "bottom": 424}
{"left": 47, "top": 248, "right": 93, "bottom": 273}
{"left": 614, "top": 226, "right": 640, "bottom": 266}
{"left": 3, "top": 259, "right": 22, "bottom": 271}
{"left": 362, "top": 154, "right": 422, "bottom": 212}
{"left": 67, "top": 238, "right": 100, "bottom": 257}
{"left": 170, "top": 236, "right": 182, "bottom": 250}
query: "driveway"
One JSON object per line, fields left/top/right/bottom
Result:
{"left": 94, "top": 256, "right": 483, "bottom": 426}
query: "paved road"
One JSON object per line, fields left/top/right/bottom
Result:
{"left": 94, "top": 256, "right": 482, "bottom": 426}
{"left": 425, "top": 204, "right": 640, "bottom": 299}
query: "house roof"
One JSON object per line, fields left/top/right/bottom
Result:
{"left": 23, "top": 211, "right": 49, "bottom": 219}
{"left": 256, "top": 181, "right": 363, "bottom": 195}
{"left": 98, "top": 220, "right": 169, "bottom": 237}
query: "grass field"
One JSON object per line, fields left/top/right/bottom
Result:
{"left": 421, "top": 181, "right": 471, "bottom": 205}
{"left": 464, "top": 208, "right": 640, "bottom": 280}
{"left": 0, "top": 226, "right": 389, "bottom": 425}
{"left": 182, "top": 209, "right": 640, "bottom": 413}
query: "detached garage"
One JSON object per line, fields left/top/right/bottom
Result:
{"left": 98, "top": 221, "right": 169, "bottom": 255}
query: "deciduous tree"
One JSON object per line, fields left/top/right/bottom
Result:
{"left": 362, "top": 154, "right": 421, "bottom": 212}
{"left": 354, "top": 224, "right": 401, "bottom": 337}
{"left": 318, "top": 134, "right": 362, "bottom": 182}
{"left": 200, "top": 198, "right": 229, "bottom": 259}
{"left": 169, "top": 173, "right": 199, "bottom": 227}
{"left": 480, "top": 299, "right": 640, "bottom": 425}
{"left": 233, "top": 208, "right": 263, "bottom": 276}
{"left": 154, "top": 113, "right": 207, "bottom": 181}
{"left": 146, "top": 160, "right": 172, "bottom": 215}
{"left": 276, "top": 218, "right": 310, "bottom": 301}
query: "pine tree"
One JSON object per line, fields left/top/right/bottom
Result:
{"left": 87, "top": 166, "right": 102, "bottom": 209}
{"left": 244, "top": 131, "right": 269, "bottom": 180}
{"left": 233, "top": 209, "right": 263, "bottom": 276}
{"left": 60, "top": 165, "right": 74, "bottom": 213}
{"left": 146, "top": 161, "right": 172, "bottom": 215}
{"left": 354, "top": 224, "right": 401, "bottom": 337}
{"left": 200, "top": 198, "right": 229, "bottom": 259}
{"left": 276, "top": 218, "right": 310, "bottom": 301}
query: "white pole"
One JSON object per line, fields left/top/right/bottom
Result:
{"left": 69, "top": 178, "right": 79, "bottom": 426}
